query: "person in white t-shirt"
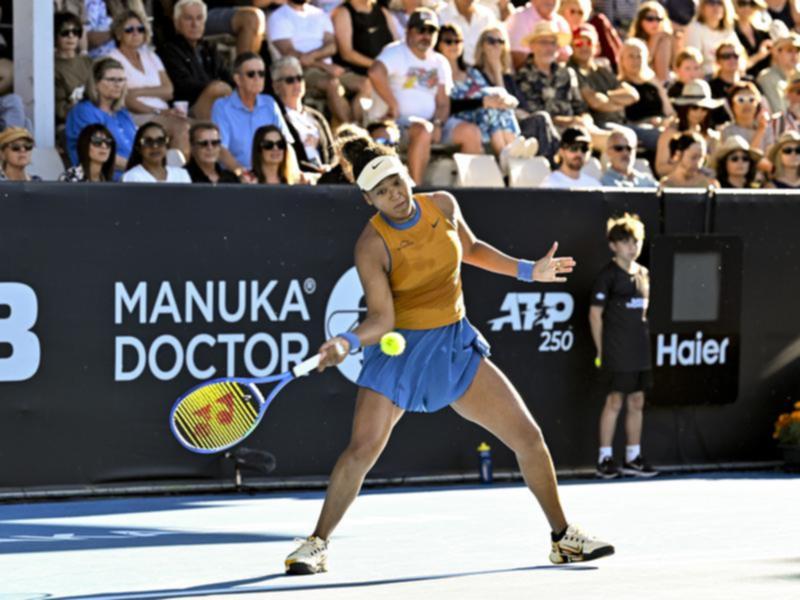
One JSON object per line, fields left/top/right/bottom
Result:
{"left": 541, "top": 126, "right": 602, "bottom": 188}
{"left": 437, "top": 0, "right": 498, "bottom": 65}
{"left": 269, "top": 0, "right": 352, "bottom": 123}
{"left": 369, "top": 8, "right": 482, "bottom": 182}
{"left": 108, "top": 10, "right": 191, "bottom": 159}
{"left": 122, "top": 121, "right": 192, "bottom": 183}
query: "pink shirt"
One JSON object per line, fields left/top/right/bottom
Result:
{"left": 505, "top": 3, "right": 572, "bottom": 61}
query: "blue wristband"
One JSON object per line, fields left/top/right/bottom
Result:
{"left": 517, "top": 260, "right": 535, "bottom": 282}
{"left": 337, "top": 332, "right": 361, "bottom": 351}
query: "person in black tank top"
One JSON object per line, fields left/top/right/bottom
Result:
{"left": 332, "top": 0, "right": 397, "bottom": 121}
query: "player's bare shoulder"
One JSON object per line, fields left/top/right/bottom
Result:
{"left": 426, "top": 190, "right": 458, "bottom": 223}
{"left": 356, "top": 222, "right": 390, "bottom": 271}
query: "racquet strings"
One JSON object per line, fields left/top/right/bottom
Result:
{"left": 172, "top": 381, "right": 261, "bottom": 451}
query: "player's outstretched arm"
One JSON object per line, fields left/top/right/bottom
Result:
{"left": 430, "top": 191, "right": 576, "bottom": 283}
{"left": 317, "top": 228, "right": 395, "bottom": 371}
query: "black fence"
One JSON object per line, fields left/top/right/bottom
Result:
{"left": 0, "top": 183, "right": 797, "bottom": 490}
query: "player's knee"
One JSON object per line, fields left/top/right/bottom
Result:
{"left": 513, "top": 423, "right": 544, "bottom": 456}
{"left": 345, "top": 437, "right": 385, "bottom": 467}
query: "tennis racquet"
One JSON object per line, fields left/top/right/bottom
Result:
{"left": 169, "top": 352, "right": 325, "bottom": 454}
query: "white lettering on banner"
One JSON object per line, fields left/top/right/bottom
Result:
{"left": 0, "top": 283, "right": 41, "bottom": 381}
{"left": 114, "top": 279, "right": 315, "bottom": 381}
{"left": 114, "top": 280, "right": 311, "bottom": 325}
{"left": 656, "top": 332, "right": 730, "bottom": 367}
{"left": 488, "top": 292, "right": 575, "bottom": 353}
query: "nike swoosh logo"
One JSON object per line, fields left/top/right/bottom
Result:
{"left": 371, "top": 160, "right": 383, "bottom": 170}
{"left": 432, "top": 218, "right": 440, "bottom": 228}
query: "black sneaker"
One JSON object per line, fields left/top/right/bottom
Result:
{"left": 621, "top": 456, "right": 658, "bottom": 478}
{"left": 596, "top": 457, "right": 620, "bottom": 479}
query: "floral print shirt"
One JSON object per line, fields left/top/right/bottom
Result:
{"left": 515, "top": 58, "right": 585, "bottom": 117}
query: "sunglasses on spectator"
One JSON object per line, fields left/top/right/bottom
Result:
{"left": 440, "top": 37, "right": 463, "bottom": 46}
{"left": 733, "top": 95, "right": 757, "bottom": 104}
{"left": 374, "top": 137, "right": 398, "bottom": 147}
{"left": 737, "top": 0, "right": 757, "bottom": 5}
{"left": 415, "top": 26, "right": 438, "bottom": 35}
{"left": 141, "top": 136, "right": 168, "bottom": 148}
{"left": 610, "top": 144, "right": 632, "bottom": 153}
{"left": 643, "top": 14, "right": 663, "bottom": 22}
{"left": 102, "top": 77, "right": 126, "bottom": 84}
{"left": 564, "top": 143, "right": 589, "bottom": 153}
{"left": 194, "top": 139, "right": 221, "bottom": 148}
{"left": 719, "top": 52, "right": 739, "bottom": 60}
{"left": 59, "top": 27, "right": 82, "bottom": 38}
{"left": 90, "top": 135, "right": 113, "bottom": 148}
{"left": 244, "top": 70, "right": 266, "bottom": 79}
{"left": 568, "top": 8, "right": 584, "bottom": 14}
{"left": 261, "top": 139, "right": 287, "bottom": 150}
{"left": 788, "top": 86, "right": 800, "bottom": 95}
{"left": 124, "top": 25, "right": 146, "bottom": 34}
{"left": 573, "top": 38, "right": 592, "bottom": 48}
{"left": 727, "top": 153, "right": 751, "bottom": 162}
{"left": 485, "top": 36, "right": 505, "bottom": 46}
{"left": 705, "top": 0, "right": 724, "bottom": 5}
{"left": 7, "top": 142, "right": 33, "bottom": 152}
{"left": 281, "top": 74, "right": 303, "bottom": 84}
{"left": 781, "top": 146, "right": 800, "bottom": 155}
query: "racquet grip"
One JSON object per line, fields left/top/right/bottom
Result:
{"left": 293, "top": 354, "right": 321, "bottom": 377}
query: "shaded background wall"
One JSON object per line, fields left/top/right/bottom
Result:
{"left": 0, "top": 184, "right": 797, "bottom": 489}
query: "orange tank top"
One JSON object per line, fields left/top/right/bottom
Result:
{"left": 369, "top": 193, "right": 465, "bottom": 330}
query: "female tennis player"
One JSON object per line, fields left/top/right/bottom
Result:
{"left": 285, "top": 133, "right": 614, "bottom": 574}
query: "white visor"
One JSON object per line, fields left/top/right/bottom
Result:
{"left": 356, "top": 155, "right": 416, "bottom": 192}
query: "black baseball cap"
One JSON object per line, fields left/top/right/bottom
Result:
{"left": 560, "top": 127, "right": 592, "bottom": 146}
{"left": 407, "top": 8, "right": 439, "bottom": 31}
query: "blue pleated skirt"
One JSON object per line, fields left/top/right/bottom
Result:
{"left": 356, "top": 318, "right": 491, "bottom": 413}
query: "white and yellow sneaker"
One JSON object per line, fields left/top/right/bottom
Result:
{"left": 549, "top": 524, "right": 614, "bottom": 564}
{"left": 285, "top": 536, "right": 328, "bottom": 575}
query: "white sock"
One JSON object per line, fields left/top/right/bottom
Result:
{"left": 598, "top": 446, "right": 612, "bottom": 463}
{"left": 626, "top": 445, "right": 641, "bottom": 463}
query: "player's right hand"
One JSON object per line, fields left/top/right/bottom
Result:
{"left": 317, "top": 337, "right": 349, "bottom": 371}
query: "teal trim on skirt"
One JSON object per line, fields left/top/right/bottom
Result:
{"left": 356, "top": 318, "right": 491, "bottom": 413}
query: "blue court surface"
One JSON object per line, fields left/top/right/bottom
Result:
{"left": 1, "top": 472, "right": 797, "bottom": 600}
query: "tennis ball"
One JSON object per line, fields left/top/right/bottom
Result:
{"left": 594, "top": 356, "right": 602, "bottom": 368}
{"left": 380, "top": 332, "right": 406, "bottom": 356}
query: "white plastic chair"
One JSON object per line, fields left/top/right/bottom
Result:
{"left": 508, "top": 157, "right": 551, "bottom": 188}
{"left": 582, "top": 155, "right": 603, "bottom": 181}
{"left": 634, "top": 158, "right": 655, "bottom": 179}
{"left": 28, "top": 146, "right": 65, "bottom": 181}
{"left": 452, "top": 153, "right": 505, "bottom": 187}
{"left": 166, "top": 148, "right": 186, "bottom": 167}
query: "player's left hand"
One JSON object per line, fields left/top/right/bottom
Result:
{"left": 533, "top": 241, "right": 576, "bottom": 283}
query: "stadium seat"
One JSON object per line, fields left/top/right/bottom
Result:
{"left": 166, "top": 149, "right": 186, "bottom": 167}
{"left": 424, "top": 155, "right": 456, "bottom": 187}
{"left": 582, "top": 156, "right": 603, "bottom": 181}
{"left": 453, "top": 153, "right": 504, "bottom": 188}
{"left": 29, "top": 146, "right": 65, "bottom": 181}
{"left": 635, "top": 158, "right": 655, "bottom": 178}
{"left": 508, "top": 157, "right": 551, "bottom": 188}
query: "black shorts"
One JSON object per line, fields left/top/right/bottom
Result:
{"left": 599, "top": 369, "right": 653, "bottom": 395}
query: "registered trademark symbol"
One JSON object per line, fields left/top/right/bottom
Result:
{"left": 303, "top": 278, "right": 317, "bottom": 294}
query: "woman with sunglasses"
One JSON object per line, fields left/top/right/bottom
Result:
{"left": 720, "top": 81, "right": 775, "bottom": 153}
{"left": 84, "top": 0, "right": 147, "bottom": 58}
{"left": 436, "top": 25, "right": 520, "bottom": 161}
{"left": 734, "top": 0, "right": 772, "bottom": 77}
{"left": 628, "top": 2, "right": 673, "bottom": 84}
{"left": 59, "top": 123, "right": 117, "bottom": 182}
{"left": 654, "top": 79, "right": 723, "bottom": 177}
{"left": 250, "top": 125, "right": 305, "bottom": 185}
{"left": 122, "top": 121, "right": 191, "bottom": 182}
{"left": 54, "top": 11, "right": 93, "bottom": 124}
{"left": 0, "top": 128, "right": 41, "bottom": 182}
{"left": 185, "top": 121, "right": 240, "bottom": 184}
{"left": 764, "top": 130, "right": 800, "bottom": 188}
{"left": 65, "top": 57, "right": 137, "bottom": 174}
{"left": 685, "top": 0, "right": 739, "bottom": 75}
{"left": 108, "top": 10, "right": 190, "bottom": 159}
{"left": 710, "top": 134, "right": 762, "bottom": 188}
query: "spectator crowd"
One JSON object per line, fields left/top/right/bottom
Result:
{"left": 2, "top": 0, "right": 800, "bottom": 189}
